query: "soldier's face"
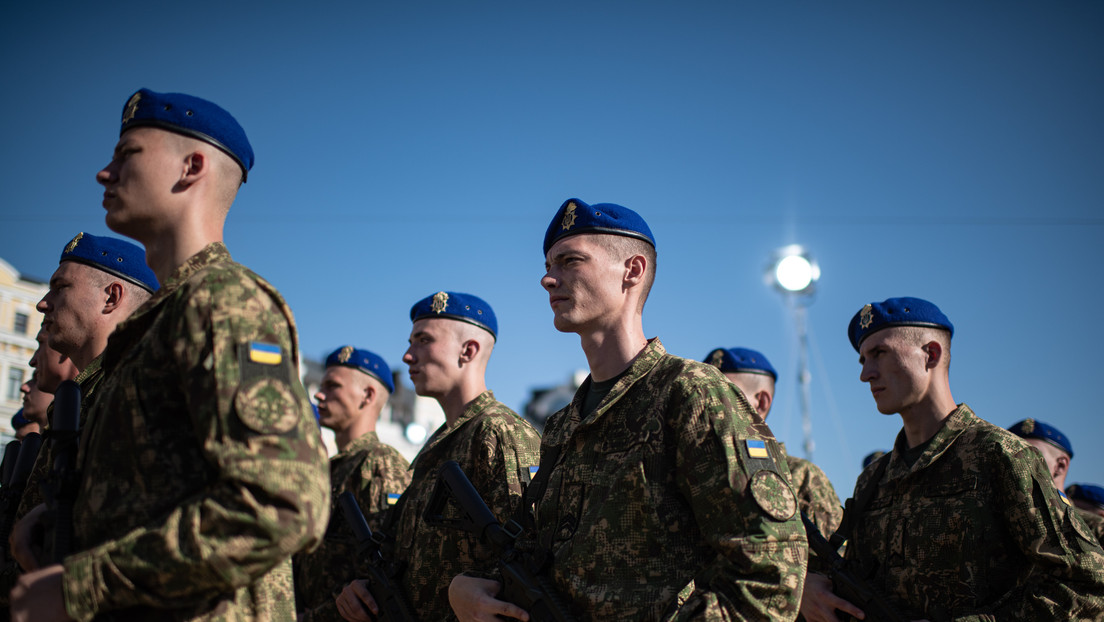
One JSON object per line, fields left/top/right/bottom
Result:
{"left": 20, "top": 376, "right": 52, "bottom": 425}
{"left": 97, "top": 127, "right": 182, "bottom": 238}
{"left": 27, "top": 329, "right": 77, "bottom": 394}
{"left": 858, "top": 329, "right": 930, "bottom": 415}
{"left": 541, "top": 235, "right": 626, "bottom": 334}
{"left": 404, "top": 319, "right": 461, "bottom": 399}
{"left": 37, "top": 262, "right": 106, "bottom": 362}
{"left": 314, "top": 366, "right": 366, "bottom": 432}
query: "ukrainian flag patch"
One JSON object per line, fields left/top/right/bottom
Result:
{"left": 248, "top": 342, "right": 282, "bottom": 365}
{"left": 387, "top": 493, "right": 401, "bottom": 506}
{"left": 1058, "top": 490, "right": 1073, "bottom": 507}
{"left": 528, "top": 465, "right": 539, "bottom": 478}
{"left": 746, "top": 439, "right": 769, "bottom": 459}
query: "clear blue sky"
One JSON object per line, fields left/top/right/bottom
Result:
{"left": 3, "top": 2, "right": 1102, "bottom": 498}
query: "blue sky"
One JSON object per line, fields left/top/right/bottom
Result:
{"left": 2, "top": 2, "right": 1102, "bottom": 497}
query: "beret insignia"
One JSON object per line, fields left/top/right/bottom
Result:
{"left": 337, "top": 345, "right": 353, "bottom": 364}
{"left": 122, "top": 92, "right": 141, "bottom": 125}
{"left": 859, "top": 304, "right": 874, "bottom": 329}
{"left": 1022, "top": 419, "right": 1035, "bottom": 434}
{"left": 561, "top": 201, "right": 577, "bottom": 231}
{"left": 709, "top": 349, "right": 725, "bottom": 369}
{"left": 431, "top": 291, "right": 449, "bottom": 314}
{"left": 64, "top": 232, "right": 83, "bottom": 255}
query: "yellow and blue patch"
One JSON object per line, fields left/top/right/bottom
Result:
{"left": 248, "top": 342, "right": 282, "bottom": 365}
{"left": 746, "top": 439, "right": 769, "bottom": 459}
{"left": 387, "top": 493, "right": 402, "bottom": 506}
{"left": 1058, "top": 490, "right": 1073, "bottom": 507}
{"left": 528, "top": 465, "right": 539, "bottom": 478}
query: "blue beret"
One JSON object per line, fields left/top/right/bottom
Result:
{"left": 1008, "top": 418, "right": 1073, "bottom": 458}
{"left": 1067, "top": 484, "right": 1104, "bottom": 511}
{"left": 848, "top": 297, "right": 953, "bottom": 352}
{"left": 11, "top": 409, "right": 31, "bottom": 430}
{"left": 862, "top": 450, "right": 887, "bottom": 469}
{"left": 410, "top": 291, "right": 497, "bottom": 340}
{"left": 704, "top": 347, "right": 777, "bottom": 381}
{"left": 543, "top": 198, "right": 655, "bottom": 256}
{"left": 324, "top": 346, "right": 394, "bottom": 394}
{"left": 120, "top": 88, "right": 254, "bottom": 182}
{"left": 60, "top": 232, "right": 159, "bottom": 293}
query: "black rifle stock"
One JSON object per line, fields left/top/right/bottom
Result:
{"left": 336, "top": 491, "right": 418, "bottom": 622}
{"left": 43, "top": 379, "right": 81, "bottom": 564}
{"left": 425, "top": 460, "right": 578, "bottom": 622}
{"left": 0, "top": 433, "right": 43, "bottom": 562}
{"left": 801, "top": 512, "right": 908, "bottom": 622}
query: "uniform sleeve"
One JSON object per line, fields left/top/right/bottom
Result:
{"left": 790, "top": 458, "right": 844, "bottom": 537}
{"left": 61, "top": 273, "right": 331, "bottom": 621}
{"left": 672, "top": 379, "right": 808, "bottom": 620}
{"left": 964, "top": 447, "right": 1104, "bottom": 621}
{"left": 355, "top": 446, "right": 411, "bottom": 531}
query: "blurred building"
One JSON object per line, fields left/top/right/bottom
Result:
{"left": 523, "top": 370, "right": 588, "bottom": 432}
{"left": 301, "top": 357, "right": 444, "bottom": 462}
{"left": 0, "top": 258, "right": 47, "bottom": 444}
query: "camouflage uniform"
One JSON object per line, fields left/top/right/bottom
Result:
{"left": 1075, "top": 507, "right": 1104, "bottom": 548}
{"left": 783, "top": 452, "right": 843, "bottom": 537}
{"left": 294, "top": 432, "right": 410, "bottom": 622}
{"left": 843, "top": 404, "right": 1104, "bottom": 620}
{"left": 387, "top": 390, "right": 541, "bottom": 621}
{"left": 0, "top": 356, "right": 109, "bottom": 618}
{"left": 529, "top": 339, "right": 808, "bottom": 620}
{"left": 60, "top": 243, "right": 330, "bottom": 622}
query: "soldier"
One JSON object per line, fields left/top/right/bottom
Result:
{"left": 10, "top": 88, "right": 330, "bottom": 622}
{"left": 336, "top": 292, "right": 542, "bottom": 621}
{"left": 8, "top": 233, "right": 159, "bottom": 568}
{"left": 27, "top": 328, "right": 78, "bottom": 398}
{"left": 18, "top": 377, "right": 50, "bottom": 429}
{"left": 705, "top": 346, "right": 843, "bottom": 535}
{"left": 1067, "top": 484, "right": 1104, "bottom": 547}
{"left": 801, "top": 297, "right": 1104, "bottom": 621}
{"left": 295, "top": 346, "right": 411, "bottom": 622}
{"left": 450, "top": 199, "right": 808, "bottom": 620}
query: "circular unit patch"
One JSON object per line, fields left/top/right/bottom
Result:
{"left": 235, "top": 377, "right": 301, "bottom": 435}
{"left": 749, "top": 469, "right": 798, "bottom": 522}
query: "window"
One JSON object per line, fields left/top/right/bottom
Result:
{"left": 6, "top": 368, "right": 23, "bottom": 402}
{"left": 13, "top": 312, "right": 29, "bottom": 335}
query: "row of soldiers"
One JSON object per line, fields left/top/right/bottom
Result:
{"left": 2, "top": 87, "right": 1104, "bottom": 621}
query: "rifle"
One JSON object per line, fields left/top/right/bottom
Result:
{"left": 0, "top": 433, "right": 43, "bottom": 562}
{"left": 42, "top": 379, "right": 81, "bottom": 564}
{"left": 800, "top": 512, "right": 908, "bottom": 622}
{"left": 1, "top": 440, "right": 21, "bottom": 488}
{"left": 337, "top": 491, "right": 418, "bottom": 622}
{"left": 424, "top": 460, "right": 577, "bottom": 622}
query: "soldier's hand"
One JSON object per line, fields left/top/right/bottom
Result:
{"left": 448, "top": 574, "right": 530, "bottom": 622}
{"left": 336, "top": 579, "right": 379, "bottom": 622}
{"left": 800, "top": 572, "right": 865, "bottom": 622}
{"left": 9, "top": 503, "right": 46, "bottom": 572}
{"left": 10, "top": 563, "right": 73, "bottom": 622}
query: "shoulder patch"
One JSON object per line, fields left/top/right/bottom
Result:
{"left": 750, "top": 469, "right": 798, "bottom": 522}
{"left": 234, "top": 377, "right": 301, "bottom": 435}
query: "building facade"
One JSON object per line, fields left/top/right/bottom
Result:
{"left": 0, "top": 258, "right": 47, "bottom": 444}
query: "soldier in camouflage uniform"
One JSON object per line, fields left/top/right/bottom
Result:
{"left": 10, "top": 89, "right": 330, "bottom": 622}
{"left": 705, "top": 346, "right": 843, "bottom": 536}
{"left": 336, "top": 291, "right": 542, "bottom": 622}
{"left": 295, "top": 346, "right": 411, "bottom": 622}
{"left": 4, "top": 233, "right": 157, "bottom": 612}
{"left": 450, "top": 199, "right": 808, "bottom": 621}
{"left": 1068, "top": 484, "right": 1104, "bottom": 547}
{"left": 801, "top": 297, "right": 1104, "bottom": 621}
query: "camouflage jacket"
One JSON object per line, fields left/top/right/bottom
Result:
{"left": 1075, "top": 507, "right": 1104, "bottom": 548}
{"left": 386, "top": 390, "right": 541, "bottom": 621}
{"left": 784, "top": 452, "right": 843, "bottom": 537}
{"left": 294, "top": 431, "right": 411, "bottom": 622}
{"left": 61, "top": 243, "right": 331, "bottom": 622}
{"left": 529, "top": 338, "right": 808, "bottom": 621}
{"left": 843, "top": 404, "right": 1104, "bottom": 621}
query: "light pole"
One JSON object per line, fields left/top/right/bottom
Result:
{"left": 766, "top": 245, "right": 820, "bottom": 460}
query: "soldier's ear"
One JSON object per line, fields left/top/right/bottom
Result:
{"left": 361, "top": 383, "right": 376, "bottom": 408}
{"left": 102, "top": 281, "right": 125, "bottom": 314}
{"left": 922, "top": 341, "right": 943, "bottom": 369}
{"left": 458, "top": 339, "right": 480, "bottom": 364}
